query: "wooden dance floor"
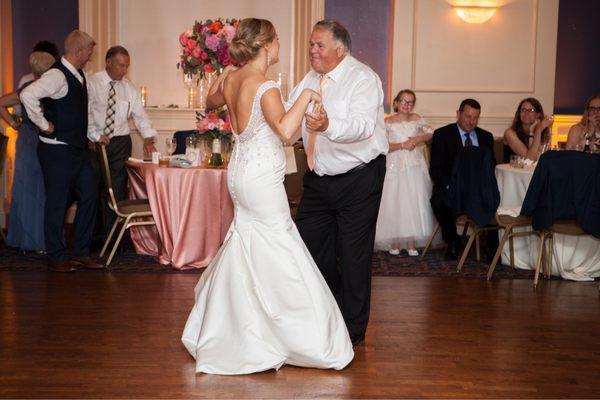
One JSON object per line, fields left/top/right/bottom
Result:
{"left": 1, "top": 271, "right": 599, "bottom": 398}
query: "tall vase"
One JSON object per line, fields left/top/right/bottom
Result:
{"left": 183, "top": 74, "right": 198, "bottom": 108}
{"left": 198, "top": 72, "right": 217, "bottom": 110}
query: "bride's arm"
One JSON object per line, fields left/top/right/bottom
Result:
{"left": 206, "top": 67, "right": 234, "bottom": 109}
{"left": 261, "top": 88, "right": 319, "bottom": 142}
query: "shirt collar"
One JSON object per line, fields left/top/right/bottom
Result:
{"left": 321, "top": 54, "right": 352, "bottom": 83}
{"left": 457, "top": 124, "right": 474, "bottom": 136}
{"left": 61, "top": 57, "right": 83, "bottom": 80}
{"left": 100, "top": 69, "right": 119, "bottom": 85}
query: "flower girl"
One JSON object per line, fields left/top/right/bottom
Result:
{"left": 375, "top": 90, "right": 437, "bottom": 256}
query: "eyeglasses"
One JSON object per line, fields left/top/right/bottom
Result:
{"left": 520, "top": 107, "right": 537, "bottom": 113}
{"left": 587, "top": 106, "right": 600, "bottom": 113}
{"left": 398, "top": 99, "right": 415, "bottom": 105}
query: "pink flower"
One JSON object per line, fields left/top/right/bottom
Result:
{"left": 179, "top": 32, "right": 188, "bottom": 46}
{"left": 205, "top": 34, "right": 220, "bottom": 51}
{"left": 204, "top": 64, "right": 215, "bottom": 73}
{"left": 199, "top": 51, "right": 208, "bottom": 60}
{"left": 192, "top": 46, "right": 201, "bottom": 58}
{"left": 222, "top": 24, "right": 236, "bottom": 42}
{"left": 217, "top": 44, "right": 230, "bottom": 65}
{"left": 186, "top": 38, "right": 196, "bottom": 49}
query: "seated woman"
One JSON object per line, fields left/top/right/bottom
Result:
{"left": 503, "top": 97, "right": 552, "bottom": 162}
{"left": 566, "top": 94, "right": 600, "bottom": 152}
{"left": 0, "top": 51, "right": 55, "bottom": 252}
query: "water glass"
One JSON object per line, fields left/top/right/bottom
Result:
{"left": 165, "top": 137, "right": 177, "bottom": 156}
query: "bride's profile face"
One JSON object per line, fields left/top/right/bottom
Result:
{"left": 267, "top": 35, "right": 280, "bottom": 65}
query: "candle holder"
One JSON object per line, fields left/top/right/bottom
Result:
{"left": 140, "top": 86, "right": 147, "bottom": 107}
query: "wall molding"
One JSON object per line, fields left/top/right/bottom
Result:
{"left": 411, "top": 0, "right": 539, "bottom": 93}
{"left": 78, "top": 0, "right": 121, "bottom": 73}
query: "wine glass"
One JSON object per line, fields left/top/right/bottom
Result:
{"left": 165, "top": 137, "right": 177, "bottom": 156}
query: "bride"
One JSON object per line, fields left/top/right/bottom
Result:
{"left": 181, "top": 18, "right": 354, "bottom": 375}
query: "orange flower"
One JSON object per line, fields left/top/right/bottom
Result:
{"left": 210, "top": 21, "right": 223, "bottom": 33}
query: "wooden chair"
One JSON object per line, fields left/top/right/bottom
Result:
{"left": 420, "top": 215, "right": 475, "bottom": 262}
{"left": 0, "top": 135, "right": 8, "bottom": 242}
{"left": 99, "top": 144, "right": 156, "bottom": 267}
{"left": 541, "top": 219, "right": 589, "bottom": 286}
{"left": 486, "top": 213, "right": 548, "bottom": 286}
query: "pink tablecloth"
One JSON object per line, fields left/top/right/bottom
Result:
{"left": 126, "top": 161, "right": 233, "bottom": 269}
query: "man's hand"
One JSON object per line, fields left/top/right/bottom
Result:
{"left": 143, "top": 138, "right": 157, "bottom": 158}
{"left": 98, "top": 134, "right": 110, "bottom": 145}
{"left": 305, "top": 107, "right": 329, "bottom": 132}
{"left": 42, "top": 122, "right": 55, "bottom": 135}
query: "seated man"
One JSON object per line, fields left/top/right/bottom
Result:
{"left": 429, "top": 98, "right": 497, "bottom": 260}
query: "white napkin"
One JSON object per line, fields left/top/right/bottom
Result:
{"left": 497, "top": 206, "right": 520, "bottom": 217}
{"left": 128, "top": 157, "right": 148, "bottom": 163}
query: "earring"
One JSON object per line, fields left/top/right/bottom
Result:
{"left": 266, "top": 51, "right": 271, "bottom": 67}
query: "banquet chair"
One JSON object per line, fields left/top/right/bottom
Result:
{"left": 541, "top": 219, "right": 588, "bottom": 285}
{"left": 0, "top": 134, "right": 7, "bottom": 242}
{"left": 486, "top": 213, "right": 546, "bottom": 283}
{"left": 172, "top": 130, "right": 197, "bottom": 155}
{"left": 99, "top": 144, "right": 156, "bottom": 267}
{"left": 420, "top": 217, "right": 469, "bottom": 259}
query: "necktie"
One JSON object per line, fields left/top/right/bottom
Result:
{"left": 464, "top": 132, "right": 473, "bottom": 147}
{"left": 306, "top": 75, "right": 327, "bottom": 171}
{"left": 103, "top": 81, "right": 116, "bottom": 137}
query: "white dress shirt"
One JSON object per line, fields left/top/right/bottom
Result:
{"left": 19, "top": 57, "right": 86, "bottom": 145}
{"left": 87, "top": 70, "right": 156, "bottom": 142}
{"left": 288, "top": 55, "right": 388, "bottom": 176}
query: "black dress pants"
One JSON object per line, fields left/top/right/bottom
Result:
{"left": 38, "top": 142, "right": 98, "bottom": 261}
{"left": 296, "top": 154, "right": 386, "bottom": 341}
{"left": 430, "top": 185, "right": 459, "bottom": 245}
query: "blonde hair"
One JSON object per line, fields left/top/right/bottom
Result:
{"left": 64, "top": 30, "right": 95, "bottom": 54}
{"left": 29, "top": 51, "right": 56, "bottom": 76}
{"left": 228, "top": 18, "right": 276, "bottom": 65}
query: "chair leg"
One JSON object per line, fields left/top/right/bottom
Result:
{"left": 420, "top": 223, "right": 440, "bottom": 259}
{"left": 0, "top": 227, "right": 6, "bottom": 241}
{"left": 105, "top": 216, "right": 133, "bottom": 267}
{"left": 461, "top": 221, "right": 470, "bottom": 237}
{"left": 487, "top": 226, "right": 512, "bottom": 280}
{"left": 509, "top": 235, "right": 515, "bottom": 268}
{"left": 100, "top": 217, "right": 123, "bottom": 258}
{"left": 457, "top": 228, "right": 478, "bottom": 272}
{"left": 533, "top": 233, "right": 547, "bottom": 288}
{"left": 546, "top": 233, "right": 554, "bottom": 278}
{"left": 475, "top": 235, "right": 481, "bottom": 261}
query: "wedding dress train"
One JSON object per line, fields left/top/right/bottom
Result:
{"left": 182, "top": 81, "right": 354, "bottom": 375}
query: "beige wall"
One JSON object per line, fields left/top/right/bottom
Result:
{"left": 392, "top": 0, "right": 559, "bottom": 136}
{"left": 119, "top": 0, "right": 293, "bottom": 108}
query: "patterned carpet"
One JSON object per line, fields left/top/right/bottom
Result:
{"left": 0, "top": 242, "right": 535, "bottom": 279}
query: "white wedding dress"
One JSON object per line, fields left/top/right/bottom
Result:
{"left": 181, "top": 81, "right": 354, "bottom": 375}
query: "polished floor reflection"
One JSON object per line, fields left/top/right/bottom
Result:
{"left": 1, "top": 272, "right": 599, "bottom": 398}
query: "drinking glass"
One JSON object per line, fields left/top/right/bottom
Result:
{"left": 165, "top": 137, "right": 177, "bottom": 156}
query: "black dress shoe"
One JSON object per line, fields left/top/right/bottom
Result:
{"left": 48, "top": 260, "right": 76, "bottom": 273}
{"left": 70, "top": 256, "right": 105, "bottom": 270}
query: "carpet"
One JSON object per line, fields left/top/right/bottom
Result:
{"left": 0, "top": 242, "right": 535, "bottom": 279}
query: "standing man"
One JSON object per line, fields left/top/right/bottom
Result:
{"left": 20, "top": 30, "right": 103, "bottom": 272}
{"left": 87, "top": 46, "right": 156, "bottom": 240}
{"left": 289, "top": 20, "right": 388, "bottom": 346}
{"left": 429, "top": 98, "right": 496, "bottom": 260}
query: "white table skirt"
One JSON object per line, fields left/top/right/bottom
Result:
{"left": 495, "top": 163, "right": 600, "bottom": 281}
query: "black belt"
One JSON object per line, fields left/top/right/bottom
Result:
{"left": 345, "top": 154, "right": 385, "bottom": 174}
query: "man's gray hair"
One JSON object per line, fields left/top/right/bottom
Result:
{"left": 64, "top": 30, "right": 95, "bottom": 54}
{"left": 314, "top": 19, "right": 351, "bottom": 52}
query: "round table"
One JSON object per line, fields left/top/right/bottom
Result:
{"left": 496, "top": 163, "right": 600, "bottom": 281}
{"left": 126, "top": 161, "right": 233, "bottom": 269}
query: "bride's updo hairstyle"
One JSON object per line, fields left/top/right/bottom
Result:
{"left": 228, "top": 18, "right": 276, "bottom": 65}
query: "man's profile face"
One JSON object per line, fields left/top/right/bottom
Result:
{"left": 456, "top": 105, "right": 480, "bottom": 132}
{"left": 309, "top": 28, "right": 345, "bottom": 74}
{"left": 106, "top": 53, "right": 130, "bottom": 81}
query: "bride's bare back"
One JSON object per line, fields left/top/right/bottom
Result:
{"left": 222, "top": 68, "right": 270, "bottom": 134}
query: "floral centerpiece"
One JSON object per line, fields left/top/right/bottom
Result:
{"left": 177, "top": 18, "right": 239, "bottom": 78}
{"left": 190, "top": 108, "right": 232, "bottom": 167}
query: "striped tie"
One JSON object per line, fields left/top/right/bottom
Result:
{"left": 103, "top": 81, "right": 116, "bottom": 137}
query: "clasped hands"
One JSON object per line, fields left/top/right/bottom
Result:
{"left": 305, "top": 91, "right": 328, "bottom": 133}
